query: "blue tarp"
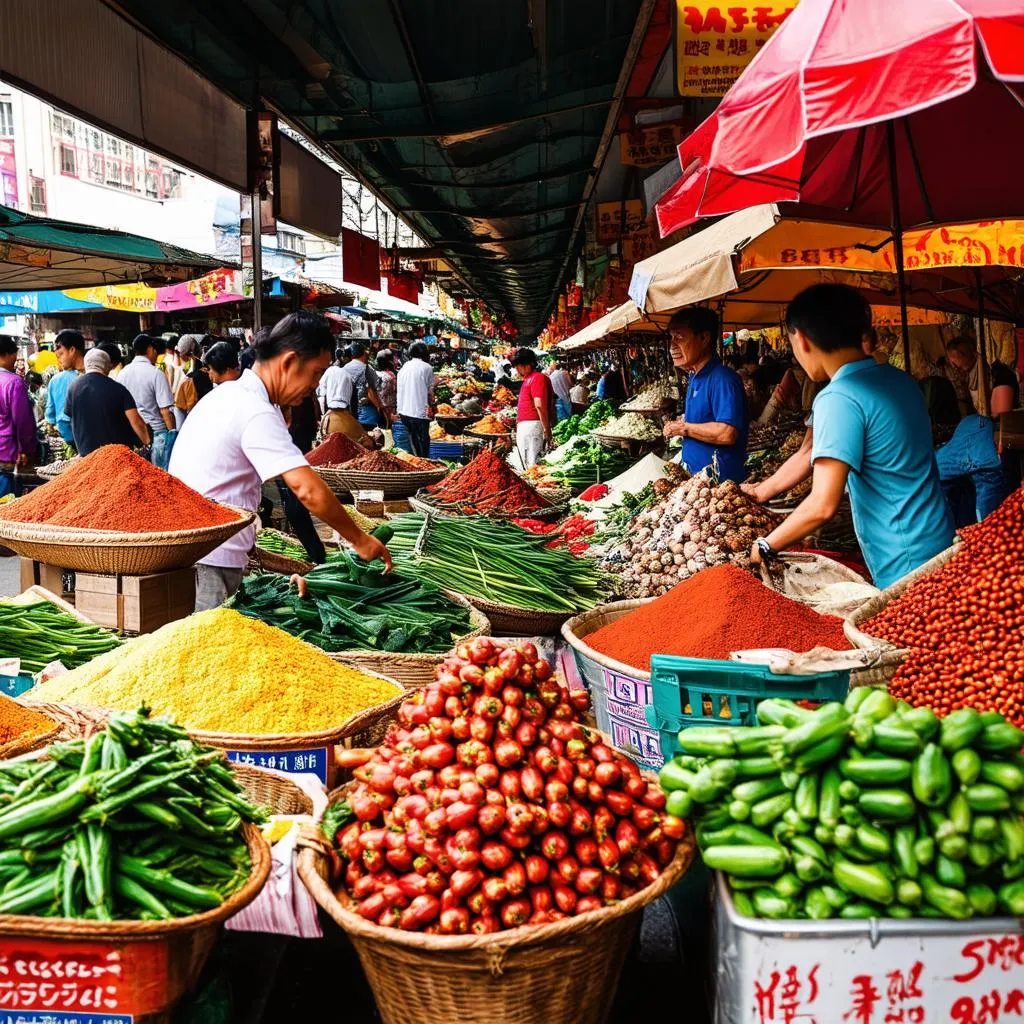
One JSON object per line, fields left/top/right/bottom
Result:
{"left": 0, "top": 290, "right": 105, "bottom": 315}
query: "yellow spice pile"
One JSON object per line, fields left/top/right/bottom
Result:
{"left": 32, "top": 608, "right": 399, "bottom": 735}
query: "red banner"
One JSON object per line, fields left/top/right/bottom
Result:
{"left": 341, "top": 228, "right": 381, "bottom": 291}
{"left": 385, "top": 271, "right": 419, "bottom": 305}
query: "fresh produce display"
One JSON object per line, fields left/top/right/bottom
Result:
{"left": 487, "top": 384, "right": 518, "bottom": 410}
{"left": 435, "top": 403, "right": 466, "bottom": 417}
{"left": 434, "top": 369, "right": 490, "bottom": 405}
{"left": 511, "top": 514, "right": 597, "bottom": 555}
{"left": 0, "top": 707, "right": 264, "bottom": 920}
{"left": 323, "top": 638, "right": 684, "bottom": 932}
{"left": 0, "top": 445, "right": 239, "bottom": 532}
{"left": 863, "top": 487, "right": 1024, "bottom": 726}
{"left": 0, "top": 597, "right": 121, "bottom": 672}
{"left": 32, "top": 608, "right": 400, "bottom": 735}
{"left": 552, "top": 414, "right": 583, "bottom": 445}
{"left": 592, "top": 412, "right": 663, "bottom": 442}
{"left": 256, "top": 528, "right": 311, "bottom": 562}
{"left": 0, "top": 694, "right": 57, "bottom": 749}
{"left": 659, "top": 691, "right": 1024, "bottom": 920}
{"left": 425, "top": 448, "right": 550, "bottom": 516}
{"left": 586, "top": 564, "right": 849, "bottom": 672}
{"left": 600, "top": 473, "right": 779, "bottom": 597}
{"left": 621, "top": 381, "right": 677, "bottom": 411}
{"left": 579, "top": 400, "right": 617, "bottom": 433}
{"left": 231, "top": 555, "right": 473, "bottom": 655}
{"left": 388, "top": 513, "right": 612, "bottom": 613}
{"left": 467, "top": 414, "right": 511, "bottom": 436}
{"left": 536, "top": 437, "right": 633, "bottom": 491}
{"left": 307, "top": 432, "right": 368, "bottom": 467}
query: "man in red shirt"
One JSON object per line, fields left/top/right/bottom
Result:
{"left": 513, "top": 348, "right": 553, "bottom": 467}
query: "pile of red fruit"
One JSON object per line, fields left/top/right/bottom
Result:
{"left": 328, "top": 637, "right": 684, "bottom": 934}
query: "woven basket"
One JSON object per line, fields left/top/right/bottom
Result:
{"left": 230, "top": 762, "right": 315, "bottom": 816}
{"left": 435, "top": 414, "right": 483, "bottom": 436}
{"left": 298, "top": 825, "right": 694, "bottom": 1024}
{"left": 589, "top": 432, "right": 665, "bottom": 452}
{"left": 0, "top": 503, "right": 255, "bottom": 574}
{"left": 328, "top": 596, "right": 491, "bottom": 689}
{"left": 36, "top": 457, "right": 79, "bottom": 479}
{"left": 314, "top": 464, "right": 447, "bottom": 499}
{"left": 0, "top": 823, "right": 269, "bottom": 1021}
{"left": 441, "top": 588, "right": 574, "bottom": 637}
{"left": 409, "top": 491, "right": 565, "bottom": 524}
{"left": 463, "top": 427, "right": 513, "bottom": 442}
{"left": 0, "top": 702, "right": 62, "bottom": 760}
{"left": 562, "top": 600, "right": 654, "bottom": 680}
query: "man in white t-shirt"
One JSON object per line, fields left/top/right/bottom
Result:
{"left": 396, "top": 341, "right": 436, "bottom": 457}
{"left": 547, "top": 360, "right": 572, "bottom": 422}
{"left": 170, "top": 311, "right": 391, "bottom": 610}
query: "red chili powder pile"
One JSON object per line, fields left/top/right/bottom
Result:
{"left": 306, "top": 432, "right": 366, "bottom": 467}
{"left": 341, "top": 450, "right": 414, "bottom": 473}
{"left": 586, "top": 564, "right": 850, "bottom": 671}
{"left": 0, "top": 445, "right": 238, "bottom": 532}
{"left": 426, "top": 448, "right": 549, "bottom": 515}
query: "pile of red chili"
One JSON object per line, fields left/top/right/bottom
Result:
{"left": 0, "top": 445, "right": 237, "bottom": 532}
{"left": 585, "top": 563, "right": 850, "bottom": 672}
{"left": 864, "top": 487, "right": 1024, "bottom": 726}
{"left": 513, "top": 513, "right": 596, "bottom": 554}
{"left": 426, "top": 448, "right": 549, "bottom": 515}
{"left": 341, "top": 450, "right": 415, "bottom": 473}
{"left": 306, "top": 432, "right": 366, "bottom": 467}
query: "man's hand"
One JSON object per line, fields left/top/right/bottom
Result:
{"left": 351, "top": 531, "right": 393, "bottom": 572}
{"left": 741, "top": 481, "right": 767, "bottom": 503}
{"left": 663, "top": 419, "right": 686, "bottom": 439}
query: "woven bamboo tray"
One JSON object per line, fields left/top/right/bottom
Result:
{"left": 409, "top": 491, "right": 566, "bottom": 524}
{"left": 230, "top": 762, "right": 314, "bottom": 816}
{"left": 313, "top": 464, "right": 447, "bottom": 499}
{"left": 249, "top": 530, "right": 314, "bottom": 575}
{"left": 298, "top": 818, "right": 694, "bottom": 1024}
{"left": 589, "top": 432, "right": 665, "bottom": 453}
{"left": 328, "top": 596, "right": 491, "bottom": 689}
{"left": 463, "top": 427, "right": 513, "bottom": 442}
{"left": 441, "top": 588, "right": 574, "bottom": 637}
{"left": 0, "top": 701, "right": 62, "bottom": 759}
{"left": 0, "top": 503, "right": 255, "bottom": 574}
{"left": 562, "top": 599, "right": 653, "bottom": 680}
{"left": 36, "top": 457, "right": 80, "bottom": 479}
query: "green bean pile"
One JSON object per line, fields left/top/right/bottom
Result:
{"left": 0, "top": 600, "right": 121, "bottom": 673}
{"left": 388, "top": 512, "right": 612, "bottom": 612}
{"left": 0, "top": 708, "right": 266, "bottom": 920}
{"left": 255, "top": 529, "right": 310, "bottom": 562}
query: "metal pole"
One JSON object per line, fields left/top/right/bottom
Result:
{"left": 976, "top": 267, "right": 990, "bottom": 417}
{"left": 886, "top": 121, "right": 912, "bottom": 373}
{"left": 251, "top": 190, "right": 263, "bottom": 333}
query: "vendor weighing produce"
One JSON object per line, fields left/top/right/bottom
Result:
{"left": 170, "top": 311, "right": 391, "bottom": 610}
{"left": 749, "top": 284, "right": 954, "bottom": 588}
{"left": 662, "top": 307, "right": 749, "bottom": 483}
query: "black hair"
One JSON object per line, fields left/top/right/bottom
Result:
{"left": 668, "top": 306, "right": 720, "bottom": 342}
{"left": 0, "top": 336, "right": 17, "bottom": 357}
{"left": 132, "top": 334, "right": 155, "bottom": 357}
{"left": 785, "top": 284, "right": 872, "bottom": 353}
{"left": 376, "top": 350, "right": 395, "bottom": 373}
{"left": 511, "top": 347, "right": 537, "bottom": 369}
{"left": 97, "top": 342, "right": 123, "bottom": 368}
{"left": 54, "top": 329, "right": 86, "bottom": 354}
{"left": 253, "top": 312, "right": 333, "bottom": 363}
{"left": 945, "top": 335, "right": 976, "bottom": 356}
{"left": 164, "top": 339, "right": 177, "bottom": 352}
{"left": 203, "top": 341, "right": 239, "bottom": 375}
{"left": 25, "top": 371, "right": 43, "bottom": 387}
{"left": 238, "top": 346, "right": 257, "bottom": 371}
{"left": 408, "top": 341, "right": 429, "bottom": 361}
{"left": 347, "top": 341, "right": 367, "bottom": 358}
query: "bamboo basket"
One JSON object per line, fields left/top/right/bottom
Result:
{"left": 298, "top": 820, "right": 694, "bottom": 1024}
{"left": 328, "top": 595, "right": 491, "bottom": 689}
{"left": 463, "top": 427, "right": 513, "bottom": 443}
{"left": 562, "top": 600, "right": 654, "bottom": 679}
{"left": 248, "top": 530, "right": 314, "bottom": 576}
{"left": 0, "top": 503, "right": 255, "bottom": 574}
{"left": 313, "top": 464, "right": 447, "bottom": 499}
{"left": 435, "top": 414, "right": 483, "bottom": 435}
{"left": 230, "top": 762, "right": 315, "bottom": 816}
{"left": 36, "top": 457, "right": 80, "bottom": 479}
{"left": 441, "top": 588, "right": 574, "bottom": 637}
{"left": 0, "top": 700, "right": 62, "bottom": 759}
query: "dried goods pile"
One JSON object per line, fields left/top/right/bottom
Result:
{"left": 0, "top": 446, "right": 237, "bottom": 532}
{"left": 0, "top": 693, "right": 55, "bottom": 750}
{"left": 863, "top": 489, "right": 1024, "bottom": 726}
{"left": 601, "top": 472, "right": 779, "bottom": 597}
{"left": 0, "top": 708, "right": 264, "bottom": 919}
{"left": 587, "top": 565, "right": 850, "bottom": 672}
{"left": 746, "top": 428, "right": 805, "bottom": 482}
{"left": 307, "top": 432, "right": 367, "bottom": 467}
{"left": 747, "top": 412, "right": 805, "bottom": 452}
{"left": 323, "top": 638, "right": 684, "bottom": 933}
{"left": 659, "top": 691, "right": 1024, "bottom": 919}
{"left": 593, "top": 412, "right": 662, "bottom": 441}
{"left": 487, "top": 384, "right": 518, "bottom": 410}
{"left": 32, "top": 608, "right": 399, "bottom": 735}
{"left": 341, "top": 450, "right": 417, "bottom": 473}
{"left": 425, "top": 448, "right": 549, "bottom": 516}
{"left": 621, "top": 381, "right": 676, "bottom": 411}
{"left": 0, "top": 597, "right": 121, "bottom": 672}
{"left": 468, "top": 414, "right": 511, "bottom": 435}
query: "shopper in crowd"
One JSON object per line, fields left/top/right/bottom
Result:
{"left": 316, "top": 347, "right": 362, "bottom": 442}
{"left": 65, "top": 348, "right": 148, "bottom": 457}
{"left": 662, "top": 307, "right": 748, "bottom": 483}
{"left": 170, "top": 311, "right": 391, "bottom": 610}
{"left": 348, "top": 342, "right": 387, "bottom": 429}
{"left": 595, "top": 365, "right": 626, "bottom": 404}
{"left": 547, "top": 358, "right": 572, "bottom": 422}
{"left": 45, "top": 329, "right": 86, "bottom": 447}
{"left": 119, "top": 334, "right": 177, "bottom": 469}
{"left": 0, "top": 335, "right": 37, "bottom": 497}
{"left": 24, "top": 371, "right": 46, "bottom": 430}
{"left": 513, "top": 347, "right": 553, "bottom": 468}
{"left": 570, "top": 374, "right": 590, "bottom": 412}
{"left": 396, "top": 341, "right": 435, "bottom": 457}
{"left": 97, "top": 342, "right": 125, "bottom": 380}
{"left": 749, "top": 284, "right": 953, "bottom": 589}
{"left": 375, "top": 350, "right": 398, "bottom": 424}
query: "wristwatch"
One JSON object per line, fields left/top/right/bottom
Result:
{"left": 755, "top": 537, "right": 777, "bottom": 562}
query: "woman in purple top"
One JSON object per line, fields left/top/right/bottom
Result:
{"left": 0, "top": 336, "right": 38, "bottom": 497}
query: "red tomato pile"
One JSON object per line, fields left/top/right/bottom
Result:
{"left": 330, "top": 637, "right": 684, "bottom": 934}
{"left": 864, "top": 488, "right": 1024, "bottom": 726}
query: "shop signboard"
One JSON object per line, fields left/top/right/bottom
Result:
{"left": 675, "top": 2, "right": 798, "bottom": 98}
{"left": 595, "top": 200, "right": 645, "bottom": 246}
{"left": 619, "top": 124, "right": 686, "bottom": 168}
{"left": 225, "top": 746, "right": 329, "bottom": 785}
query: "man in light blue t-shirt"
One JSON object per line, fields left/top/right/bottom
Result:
{"left": 749, "top": 284, "right": 954, "bottom": 589}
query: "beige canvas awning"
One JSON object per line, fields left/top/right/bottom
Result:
{"left": 558, "top": 301, "right": 669, "bottom": 350}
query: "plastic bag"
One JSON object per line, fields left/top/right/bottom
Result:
{"left": 731, "top": 646, "right": 887, "bottom": 675}
{"left": 760, "top": 552, "right": 878, "bottom": 619}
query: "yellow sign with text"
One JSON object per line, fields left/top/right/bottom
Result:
{"left": 676, "top": 2, "right": 798, "bottom": 97}
{"left": 595, "top": 200, "right": 646, "bottom": 246}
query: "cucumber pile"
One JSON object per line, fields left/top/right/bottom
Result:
{"left": 658, "top": 689, "right": 1024, "bottom": 919}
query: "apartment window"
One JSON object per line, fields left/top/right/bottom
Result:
{"left": 145, "top": 159, "right": 160, "bottom": 198}
{"left": 59, "top": 144, "right": 76, "bottom": 176}
{"left": 277, "top": 230, "right": 305, "bottom": 254}
{"left": 29, "top": 177, "right": 46, "bottom": 213}
{"left": 0, "top": 101, "right": 13, "bottom": 137}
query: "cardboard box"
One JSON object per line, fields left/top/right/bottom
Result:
{"left": 19, "top": 558, "right": 71, "bottom": 599}
{"left": 74, "top": 568, "right": 195, "bottom": 634}
{"left": 354, "top": 497, "right": 410, "bottom": 519}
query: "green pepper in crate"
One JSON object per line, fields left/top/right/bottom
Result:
{"left": 839, "top": 758, "right": 912, "bottom": 786}
{"left": 702, "top": 845, "right": 789, "bottom": 877}
{"left": 832, "top": 860, "right": 894, "bottom": 906}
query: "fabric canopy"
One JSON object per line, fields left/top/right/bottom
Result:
{"left": 557, "top": 301, "right": 670, "bottom": 351}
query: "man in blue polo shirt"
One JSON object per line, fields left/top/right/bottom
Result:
{"left": 750, "top": 284, "right": 954, "bottom": 588}
{"left": 663, "top": 307, "right": 748, "bottom": 482}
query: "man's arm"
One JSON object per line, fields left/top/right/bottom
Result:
{"left": 742, "top": 428, "right": 813, "bottom": 503}
{"left": 44, "top": 379, "right": 57, "bottom": 425}
{"left": 367, "top": 385, "right": 386, "bottom": 414}
{"left": 751, "top": 457, "right": 849, "bottom": 561}
{"left": 681, "top": 421, "right": 739, "bottom": 445}
{"left": 126, "top": 409, "right": 150, "bottom": 446}
{"left": 282, "top": 465, "right": 393, "bottom": 570}
{"left": 533, "top": 387, "right": 552, "bottom": 439}
{"left": 160, "top": 406, "right": 175, "bottom": 431}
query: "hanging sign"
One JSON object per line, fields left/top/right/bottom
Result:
{"left": 619, "top": 124, "right": 687, "bottom": 168}
{"left": 675, "top": 2, "right": 798, "bottom": 97}
{"left": 595, "top": 200, "right": 645, "bottom": 246}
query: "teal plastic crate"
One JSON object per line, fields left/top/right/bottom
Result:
{"left": 644, "top": 654, "right": 851, "bottom": 761}
{"left": 0, "top": 672, "right": 35, "bottom": 699}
